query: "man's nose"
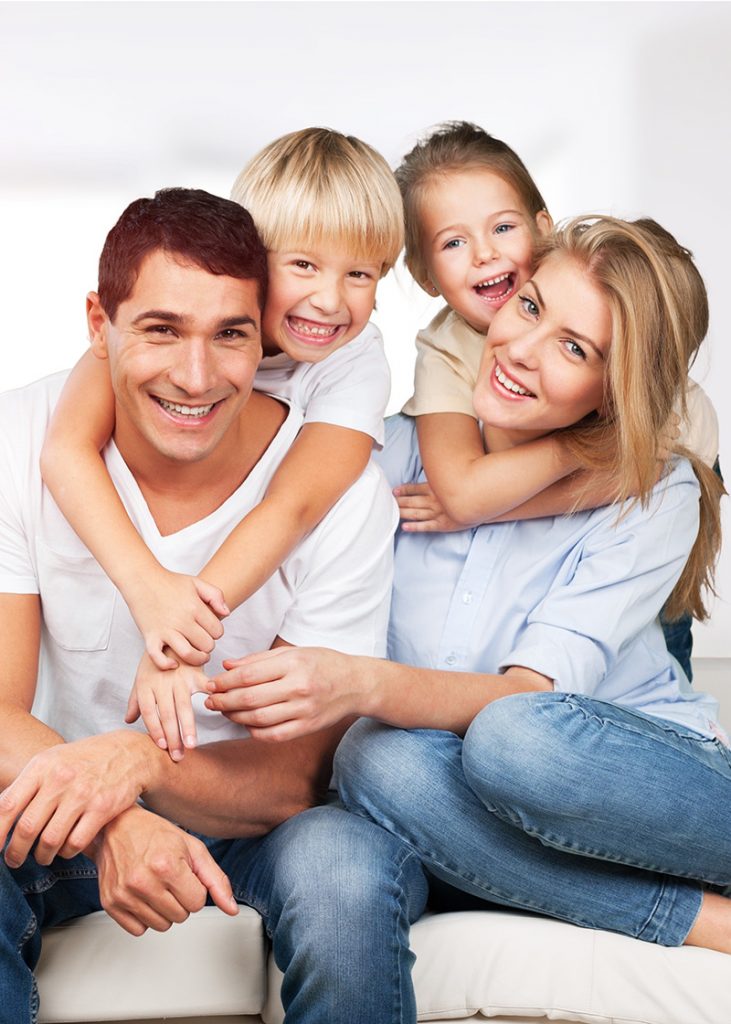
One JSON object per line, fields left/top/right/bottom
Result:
{"left": 169, "top": 339, "right": 217, "bottom": 395}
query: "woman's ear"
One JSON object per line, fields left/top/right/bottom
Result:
{"left": 535, "top": 210, "right": 553, "bottom": 237}
{"left": 86, "top": 292, "right": 109, "bottom": 358}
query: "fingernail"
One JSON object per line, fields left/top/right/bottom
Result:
{"left": 171, "top": 749, "right": 184, "bottom": 762}
{"left": 185, "top": 735, "right": 197, "bottom": 748}
{"left": 157, "top": 738, "right": 168, "bottom": 749}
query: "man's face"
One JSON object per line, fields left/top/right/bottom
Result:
{"left": 88, "top": 249, "right": 262, "bottom": 466}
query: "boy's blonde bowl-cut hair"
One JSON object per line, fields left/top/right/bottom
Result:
{"left": 231, "top": 128, "right": 404, "bottom": 276}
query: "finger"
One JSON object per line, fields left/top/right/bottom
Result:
{"left": 153, "top": 689, "right": 185, "bottom": 762}
{"left": 33, "top": 806, "right": 84, "bottom": 865}
{"left": 136, "top": 689, "right": 169, "bottom": 751}
{"left": 398, "top": 504, "right": 437, "bottom": 522}
{"left": 193, "top": 603, "right": 226, "bottom": 641}
{"left": 4, "top": 796, "right": 56, "bottom": 867}
{"left": 146, "top": 639, "right": 178, "bottom": 672}
{"left": 193, "top": 579, "right": 231, "bottom": 619}
{"left": 210, "top": 690, "right": 302, "bottom": 728}
{"left": 220, "top": 647, "right": 291, "bottom": 672}
{"left": 103, "top": 905, "right": 148, "bottom": 937}
{"left": 174, "top": 688, "right": 199, "bottom": 751}
{"left": 393, "top": 483, "right": 432, "bottom": 497}
{"left": 0, "top": 776, "right": 42, "bottom": 860}
{"left": 164, "top": 630, "right": 213, "bottom": 666}
{"left": 189, "top": 844, "right": 238, "bottom": 917}
{"left": 124, "top": 689, "right": 141, "bottom": 725}
{"left": 401, "top": 520, "right": 442, "bottom": 533}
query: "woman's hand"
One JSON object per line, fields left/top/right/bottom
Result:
{"left": 205, "top": 646, "right": 369, "bottom": 742}
{"left": 394, "top": 483, "right": 467, "bottom": 533}
{"left": 125, "top": 653, "right": 213, "bottom": 761}
{"left": 126, "top": 570, "right": 230, "bottom": 670}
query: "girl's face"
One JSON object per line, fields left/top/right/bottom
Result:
{"left": 472, "top": 252, "right": 611, "bottom": 451}
{"left": 419, "top": 168, "right": 551, "bottom": 334}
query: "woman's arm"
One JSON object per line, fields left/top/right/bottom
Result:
{"left": 40, "top": 352, "right": 228, "bottom": 667}
{"left": 201, "top": 422, "right": 373, "bottom": 609}
{"left": 415, "top": 413, "right": 579, "bottom": 526}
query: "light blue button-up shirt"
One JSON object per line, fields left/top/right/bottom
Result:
{"left": 377, "top": 415, "right": 721, "bottom": 739}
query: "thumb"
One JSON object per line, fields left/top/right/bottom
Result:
{"left": 190, "top": 843, "right": 238, "bottom": 917}
{"left": 194, "top": 579, "right": 231, "bottom": 618}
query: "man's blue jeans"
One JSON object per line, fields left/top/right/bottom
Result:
{"left": 0, "top": 803, "right": 428, "bottom": 1024}
{"left": 336, "top": 692, "right": 731, "bottom": 945}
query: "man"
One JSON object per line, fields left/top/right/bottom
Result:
{"left": 0, "top": 189, "right": 426, "bottom": 1024}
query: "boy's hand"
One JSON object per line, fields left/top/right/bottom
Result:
{"left": 127, "top": 570, "right": 230, "bottom": 670}
{"left": 393, "top": 483, "right": 466, "bottom": 533}
{"left": 125, "top": 654, "right": 214, "bottom": 762}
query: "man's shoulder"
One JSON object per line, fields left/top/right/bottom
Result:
{"left": 0, "top": 371, "right": 69, "bottom": 464}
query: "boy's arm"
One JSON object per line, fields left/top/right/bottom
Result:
{"left": 40, "top": 352, "right": 227, "bottom": 667}
{"left": 202, "top": 422, "right": 373, "bottom": 609}
{"left": 416, "top": 413, "right": 579, "bottom": 526}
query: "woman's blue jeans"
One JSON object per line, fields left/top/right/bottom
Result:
{"left": 335, "top": 692, "right": 731, "bottom": 945}
{"left": 0, "top": 803, "right": 428, "bottom": 1024}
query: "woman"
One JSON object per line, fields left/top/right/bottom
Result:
{"left": 207, "top": 216, "right": 730, "bottom": 954}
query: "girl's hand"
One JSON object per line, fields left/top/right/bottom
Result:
{"left": 125, "top": 653, "right": 213, "bottom": 761}
{"left": 126, "top": 570, "right": 230, "bottom": 670}
{"left": 393, "top": 483, "right": 467, "bottom": 533}
{"left": 205, "top": 646, "right": 367, "bottom": 742}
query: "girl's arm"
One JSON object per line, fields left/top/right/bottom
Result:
{"left": 415, "top": 413, "right": 579, "bottom": 527}
{"left": 201, "top": 422, "right": 374, "bottom": 610}
{"left": 40, "top": 351, "right": 228, "bottom": 668}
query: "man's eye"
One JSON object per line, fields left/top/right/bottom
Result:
{"left": 218, "top": 329, "right": 246, "bottom": 341}
{"left": 147, "top": 325, "right": 174, "bottom": 336}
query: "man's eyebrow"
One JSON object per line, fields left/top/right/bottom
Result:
{"left": 132, "top": 310, "right": 258, "bottom": 330}
{"left": 527, "top": 280, "right": 605, "bottom": 359}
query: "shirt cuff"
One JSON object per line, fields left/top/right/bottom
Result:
{"left": 498, "top": 623, "right": 607, "bottom": 694}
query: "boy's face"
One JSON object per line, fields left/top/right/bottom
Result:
{"left": 262, "top": 240, "right": 381, "bottom": 362}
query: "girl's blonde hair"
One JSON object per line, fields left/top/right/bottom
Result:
{"left": 231, "top": 128, "right": 403, "bottom": 276}
{"left": 540, "top": 216, "right": 724, "bottom": 621}
{"left": 395, "top": 121, "right": 549, "bottom": 286}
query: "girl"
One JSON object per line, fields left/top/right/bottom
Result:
{"left": 208, "top": 216, "right": 730, "bottom": 957}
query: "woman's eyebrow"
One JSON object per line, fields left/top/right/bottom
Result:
{"left": 528, "top": 281, "right": 605, "bottom": 359}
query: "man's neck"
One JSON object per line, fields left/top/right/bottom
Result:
{"left": 114, "top": 392, "right": 288, "bottom": 536}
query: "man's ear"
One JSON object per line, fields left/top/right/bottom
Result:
{"left": 86, "top": 292, "right": 109, "bottom": 358}
{"left": 535, "top": 209, "right": 553, "bottom": 237}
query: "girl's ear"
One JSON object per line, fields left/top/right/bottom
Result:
{"left": 86, "top": 292, "right": 109, "bottom": 358}
{"left": 419, "top": 277, "right": 441, "bottom": 298}
{"left": 535, "top": 210, "right": 553, "bottom": 237}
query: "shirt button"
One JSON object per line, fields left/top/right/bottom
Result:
{"left": 445, "top": 654, "right": 457, "bottom": 666}
{"left": 462, "top": 591, "right": 473, "bottom": 605}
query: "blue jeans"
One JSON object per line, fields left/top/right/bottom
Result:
{"left": 0, "top": 803, "right": 428, "bottom": 1024}
{"left": 335, "top": 692, "right": 731, "bottom": 946}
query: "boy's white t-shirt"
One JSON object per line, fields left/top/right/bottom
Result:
{"left": 255, "top": 321, "right": 390, "bottom": 447}
{"left": 0, "top": 372, "right": 397, "bottom": 745}
{"left": 402, "top": 306, "right": 720, "bottom": 467}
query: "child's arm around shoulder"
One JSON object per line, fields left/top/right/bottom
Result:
{"left": 40, "top": 350, "right": 228, "bottom": 667}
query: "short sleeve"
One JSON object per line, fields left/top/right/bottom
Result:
{"left": 0, "top": 386, "right": 46, "bottom": 594}
{"left": 276, "top": 463, "right": 397, "bottom": 656}
{"left": 373, "top": 414, "right": 424, "bottom": 492}
{"left": 402, "top": 307, "right": 485, "bottom": 417}
{"left": 301, "top": 323, "right": 390, "bottom": 445}
{"left": 678, "top": 380, "right": 719, "bottom": 468}
{"left": 499, "top": 458, "right": 701, "bottom": 693}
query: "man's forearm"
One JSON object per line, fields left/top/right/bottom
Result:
{"left": 0, "top": 703, "right": 65, "bottom": 789}
{"left": 142, "top": 722, "right": 347, "bottom": 838}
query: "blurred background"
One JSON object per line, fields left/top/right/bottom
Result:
{"left": 1, "top": 0, "right": 730, "bottom": 658}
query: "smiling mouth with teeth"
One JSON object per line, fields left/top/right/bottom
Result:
{"left": 494, "top": 364, "right": 535, "bottom": 398}
{"left": 156, "top": 397, "right": 216, "bottom": 418}
{"left": 287, "top": 316, "right": 343, "bottom": 339}
{"left": 474, "top": 272, "right": 516, "bottom": 303}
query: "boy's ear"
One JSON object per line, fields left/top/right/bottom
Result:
{"left": 535, "top": 209, "right": 553, "bottom": 237}
{"left": 86, "top": 292, "right": 110, "bottom": 358}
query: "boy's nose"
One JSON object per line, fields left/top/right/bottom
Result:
{"left": 311, "top": 279, "right": 344, "bottom": 316}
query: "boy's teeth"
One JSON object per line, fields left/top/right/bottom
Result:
{"left": 495, "top": 365, "right": 533, "bottom": 396}
{"left": 289, "top": 317, "right": 339, "bottom": 337}
{"left": 158, "top": 399, "right": 214, "bottom": 417}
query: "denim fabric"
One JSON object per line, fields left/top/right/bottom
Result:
{"left": 0, "top": 804, "right": 427, "bottom": 1024}
{"left": 336, "top": 693, "right": 731, "bottom": 947}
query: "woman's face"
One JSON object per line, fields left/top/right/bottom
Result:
{"left": 472, "top": 252, "right": 612, "bottom": 450}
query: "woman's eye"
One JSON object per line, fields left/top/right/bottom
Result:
{"left": 564, "top": 339, "right": 587, "bottom": 360}
{"left": 518, "top": 295, "right": 539, "bottom": 317}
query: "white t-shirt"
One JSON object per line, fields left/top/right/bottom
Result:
{"left": 0, "top": 372, "right": 397, "bottom": 745}
{"left": 254, "top": 321, "right": 390, "bottom": 446}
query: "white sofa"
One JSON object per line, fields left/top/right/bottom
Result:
{"left": 36, "top": 902, "right": 731, "bottom": 1024}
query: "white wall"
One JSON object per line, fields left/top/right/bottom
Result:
{"left": 1, "top": 0, "right": 730, "bottom": 653}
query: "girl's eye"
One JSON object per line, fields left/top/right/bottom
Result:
{"left": 563, "top": 339, "right": 587, "bottom": 360}
{"left": 518, "top": 294, "right": 539, "bottom": 317}
{"left": 443, "top": 238, "right": 465, "bottom": 250}
{"left": 495, "top": 223, "right": 513, "bottom": 234}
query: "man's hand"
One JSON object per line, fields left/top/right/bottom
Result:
{"left": 0, "top": 730, "right": 156, "bottom": 867}
{"left": 91, "top": 804, "right": 238, "bottom": 936}
{"left": 206, "top": 646, "right": 368, "bottom": 742}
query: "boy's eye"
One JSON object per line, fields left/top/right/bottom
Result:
{"left": 518, "top": 294, "right": 539, "bottom": 317}
{"left": 294, "top": 260, "right": 315, "bottom": 271}
{"left": 348, "top": 270, "right": 372, "bottom": 280}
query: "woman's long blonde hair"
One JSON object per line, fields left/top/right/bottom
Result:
{"left": 540, "top": 216, "right": 724, "bottom": 621}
